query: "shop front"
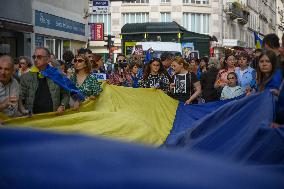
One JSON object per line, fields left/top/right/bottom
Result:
{"left": 0, "top": 0, "right": 33, "bottom": 58}
{"left": 34, "top": 10, "right": 87, "bottom": 59}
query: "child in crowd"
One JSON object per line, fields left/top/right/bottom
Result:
{"left": 220, "top": 72, "right": 244, "bottom": 100}
{"left": 235, "top": 52, "right": 256, "bottom": 92}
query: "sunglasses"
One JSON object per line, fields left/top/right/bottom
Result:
{"left": 150, "top": 58, "right": 161, "bottom": 62}
{"left": 74, "top": 59, "right": 85, "bottom": 63}
{"left": 32, "top": 55, "right": 47, "bottom": 60}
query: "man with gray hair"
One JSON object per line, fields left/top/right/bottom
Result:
{"left": 20, "top": 47, "right": 69, "bottom": 115}
{"left": 0, "top": 55, "right": 22, "bottom": 117}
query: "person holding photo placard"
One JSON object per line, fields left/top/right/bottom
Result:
{"left": 170, "top": 57, "right": 201, "bottom": 104}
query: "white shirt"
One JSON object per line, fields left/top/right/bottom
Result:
{"left": 220, "top": 86, "right": 244, "bottom": 100}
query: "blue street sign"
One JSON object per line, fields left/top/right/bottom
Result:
{"left": 93, "top": 0, "right": 109, "bottom": 6}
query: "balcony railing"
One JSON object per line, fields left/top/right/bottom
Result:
{"left": 225, "top": 2, "right": 242, "bottom": 19}
{"left": 237, "top": 10, "right": 249, "bottom": 25}
{"left": 226, "top": 2, "right": 249, "bottom": 24}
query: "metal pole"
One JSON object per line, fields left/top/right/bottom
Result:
{"left": 220, "top": 0, "right": 224, "bottom": 57}
{"left": 220, "top": 0, "right": 224, "bottom": 46}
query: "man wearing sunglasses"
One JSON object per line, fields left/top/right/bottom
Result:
{"left": 20, "top": 47, "right": 69, "bottom": 115}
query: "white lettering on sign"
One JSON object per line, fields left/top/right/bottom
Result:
{"left": 39, "top": 13, "right": 50, "bottom": 26}
{"left": 96, "top": 25, "right": 102, "bottom": 39}
{"left": 94, "top": 73, "right": 107, "bottom": 81}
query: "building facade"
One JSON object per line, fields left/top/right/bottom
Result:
{"left": 32, "top": 0, "right": 89, "bottom": 59}
{"left": 88, "top": 0, "right": 279, "bottom": 57}
{"left": 0, "top": 0, "right": 33, "bottom": 58}
{"left": 1, "top": 0, "right": 89, "bottom": 59}
{"left": 276, "top": 0, "right": 284, "bottom": 43}
{"left": 88, "top": 0, "right": 213, "bottom": 56}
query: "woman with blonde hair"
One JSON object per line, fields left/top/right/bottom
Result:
{"left": 170, "top": 57, "right": 201, "bottom": 104}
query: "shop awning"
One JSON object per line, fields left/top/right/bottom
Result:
{"left": 0, "top": 18, "right": 33, "bottom": 33}
{"left": 121, "top": 21, "right": 187, "bottom": 35}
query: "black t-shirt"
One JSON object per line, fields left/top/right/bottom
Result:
{"left": 33, "top": 77, "right": 53, "bottom": 114}
{"left": 173, "top": 72, "right": 198, "bottom": 103}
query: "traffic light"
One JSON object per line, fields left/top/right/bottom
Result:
{"left": 104, "top": 34, "right": 115, "bottom": 49}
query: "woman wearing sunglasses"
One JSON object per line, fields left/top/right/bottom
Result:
{"left": 70, "top": 55, "right": 102, "bottom": 108}
{"left": 17, "top": 56, "right": 32, "bottom": 76}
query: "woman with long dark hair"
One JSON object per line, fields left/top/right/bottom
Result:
{"left": 214, "top": 54, "right": 236, "bottom": 89}
{"left": 200, "top": 57, "right": 220, "bottom": 102}
{"left": 141, "top": 58, "right": 169, "bottom": 93}
{"left": 256, "top": 49, "right": 282, "bottom": 92}
{"left": 91, "top": 53, "right": 106, "bottom": 74}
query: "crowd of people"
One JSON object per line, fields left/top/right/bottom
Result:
{"left": 0, "top": 33, "right": 284, "bottom": 126}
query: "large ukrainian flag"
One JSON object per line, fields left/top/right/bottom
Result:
{"left": 1, "top": 83, "right": 283, "bottom": 164}
{"left": 2, "top": 83, "right": 178, "bottom": 146}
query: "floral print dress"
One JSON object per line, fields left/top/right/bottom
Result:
{"left": 71, "top": 74, "right": 102, "bottom": 98}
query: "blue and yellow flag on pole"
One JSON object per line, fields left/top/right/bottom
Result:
{"left": 254, "top": 32, "right": 263, "bottom": 49}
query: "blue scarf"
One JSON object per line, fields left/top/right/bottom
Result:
{"left": 39, "top": 65, "right": 85, "bottom": 101}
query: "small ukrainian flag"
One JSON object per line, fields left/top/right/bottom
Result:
{"left": 254, "top": 32, "right": 263, "bottom": 49}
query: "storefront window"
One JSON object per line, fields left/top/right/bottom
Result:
{"left": 45, "top": 38, "right": 55, "bottom": 55}
{"left": 0, "top": 31, "right": 16, "bottom": 57}
{"left": 63, "top": 40, "right": 71, "bottom": 52}
{"left": 55, "top": 39, "right": 63, "bottom": 59}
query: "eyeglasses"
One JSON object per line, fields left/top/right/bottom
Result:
{"left": 32, "top": 55, "right": 47, "bottom": 60}
{"left": 74, "top": 59, "right": 85, "bottom": 63}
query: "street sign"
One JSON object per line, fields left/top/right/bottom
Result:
{"left": 90, "top": 23, "right": 104, "bottom": 41}
{"left": 92, "top": 0, "right": 109, "bottom": 14}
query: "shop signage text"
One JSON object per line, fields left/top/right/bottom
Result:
{"left": 35, "top": 10, "right": 85, "bottom": 36}
{"left": 90, "top": 23, "right": 104, "bottom": 41}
